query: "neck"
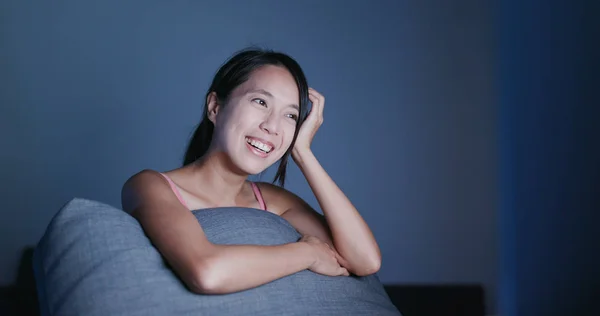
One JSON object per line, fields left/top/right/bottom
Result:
{"left": 186, "top": 150, "right": 248, "bottom": 204}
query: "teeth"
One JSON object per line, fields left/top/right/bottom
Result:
{"left": 245, "top": 137, "right": 273, "bottom": 153}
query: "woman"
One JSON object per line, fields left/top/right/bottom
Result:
{"left": 121, "top": 48, "right": 381, "bottom": 295}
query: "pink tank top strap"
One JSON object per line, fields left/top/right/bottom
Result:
{"left": 250, "top": 182, "right": 267, "bottom": 211}
{"left": 159, "top": 173, "right": 189, "bottom": 209}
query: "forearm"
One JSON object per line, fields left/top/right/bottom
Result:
{"left": 294, "top": 150, "right": 381, "bottom": 275}
{"left": 195, "top": 242, "right": 314, "bottom": 294}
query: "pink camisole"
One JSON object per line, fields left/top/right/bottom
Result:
{"left": 159, "top": 173, "right": 267, "bottom": 211}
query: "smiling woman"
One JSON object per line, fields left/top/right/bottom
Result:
{"left": 120, "top": 48, "right": 383, "bottom": 295}
{"left": 202, "top": 64, "right": 301, "bottom": 175}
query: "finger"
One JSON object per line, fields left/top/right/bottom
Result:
{"left": 308, "top": 87, "right": 324, "bottom": 100}
{"left": 327, "top": 248, "right": 337, "bottom": 258}
{"left": 308, "top": 90, "right": 323, "bottom": 106}
{"left": 308, "top": 91, "right": 324, "bottom": 120}
{"left": 333, "top": 250, "right": 343, "bottom": 262}
{"left": 307, "top": 94, "right": 317, "bottom": 113}
{"left": 308, "top": 91, "right": 320, "bottom": 109}
{"left": 306, "top": 96, "right": 320, "bottom": 122}
{"left": 308, "top": 90, "right": 324, "bottom": 118}
{"left": 334, "top": 251, "right": 350, "bottom": 268}
{"left": 339, "top": 268, "right": 349, "bottom": 276}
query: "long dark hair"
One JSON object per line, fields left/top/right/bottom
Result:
{"left": 183, "top": 48, "right": 309, "bottom": 187}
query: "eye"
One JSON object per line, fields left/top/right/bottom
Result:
{"left": 286, "top": 113, "right": 299, "bottom": 121}
{"left": 252, "top": 98, "right": 267, "bottom": 107}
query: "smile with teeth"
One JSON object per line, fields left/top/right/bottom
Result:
{"left": 245, "top": 137, "right": 273, "bottom": 153}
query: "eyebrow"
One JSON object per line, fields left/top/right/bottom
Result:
{"left": 247, "top": 89, "right": 299, "bottom": 111}
{"left": 248, "top": 89, "right": 273, "bottom": 98}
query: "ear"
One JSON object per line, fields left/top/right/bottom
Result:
{"left": 206, "top": 91, "right": 220, "bottom": 124}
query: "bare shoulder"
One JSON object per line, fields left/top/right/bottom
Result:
{"left": 122, "top": 169, "right": 166, "bottom": 192}
{"left": 120, "top": 169, "right": 173, "bottom": 214}
{"left": 255, "top": 181, "right": 310, "bottom": 216}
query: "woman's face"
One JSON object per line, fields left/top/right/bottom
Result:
{"left": 209, "top": 65, "right": 300, "bottom": 175}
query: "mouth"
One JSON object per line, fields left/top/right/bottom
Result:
{"left": 245, "top": 136, "right": 274, "bottom": 155}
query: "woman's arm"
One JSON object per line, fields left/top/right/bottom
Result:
{"left": 121, "top": 170, "right": 337, "bottom": 295}
{"left": 292, "top": 151, "right": 381, "bottom": 276}
{"left": 192, "top": 242, "right": 314, "bottom": 294}
{"left": 283, "top": 87, "right": 381, "bottom": 276}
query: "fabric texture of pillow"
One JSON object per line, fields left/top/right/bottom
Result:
{"left": 33, "top": 198, "right": 401, "bottom": 315}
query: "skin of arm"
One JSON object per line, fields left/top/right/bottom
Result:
{"left": 276, "top": 87, "right": 382, "bottom": 276}
{"left": 121, "top": 169, "right": 317, "bottom": 295}
{"left": 258, "top": 152, "right": 382, "bottom": 278}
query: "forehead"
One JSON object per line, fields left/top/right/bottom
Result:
{"left": 236, "top": 65, "right": 299, "bottom": 103}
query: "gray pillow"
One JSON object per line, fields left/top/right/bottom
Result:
{"left": 33, "top": 198, "right": 401, "bottom": 315}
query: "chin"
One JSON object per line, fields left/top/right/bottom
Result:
{"left": 240, "top": 159, "right": 277, "bottom": 176}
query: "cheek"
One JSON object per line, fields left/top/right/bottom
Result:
{"left": 220, "top": 107, "right": 252, "bottom": 139}
{"left": 282, "top": 126, "right": 297, "bottom": 149}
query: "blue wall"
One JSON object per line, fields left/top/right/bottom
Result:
{"left": 1, "top": 0, "right": 499, "bottom": 312}
{"left": 497, "top": 0, "right": 599, "bottom": 314}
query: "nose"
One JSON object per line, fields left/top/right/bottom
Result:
{"left": 259, "top": 113, "right": 280, "bottom": 135}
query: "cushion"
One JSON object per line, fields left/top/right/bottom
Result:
{"left": 33, "top": 198, "right": 401, "bottom": 315}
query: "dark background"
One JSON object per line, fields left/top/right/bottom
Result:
{"left": 1, "top": 1, "right": 597, "bottom": 315}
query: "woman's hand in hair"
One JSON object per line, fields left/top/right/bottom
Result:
{"left": 292, "top": 87, "right": 324, "bottom": 163}
{"left": 286, "top": 87, "right": 382, "bottom": 276}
